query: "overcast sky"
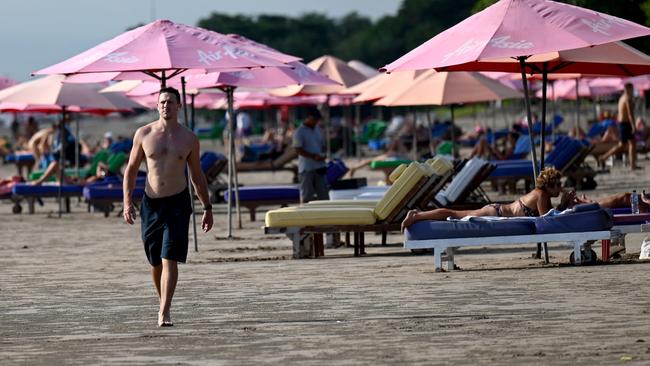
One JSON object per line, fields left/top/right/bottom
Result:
{"left": 0, "top": 0, "right": 401, "bottom": 81}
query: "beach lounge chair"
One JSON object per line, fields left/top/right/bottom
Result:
{"left": 83, "top": 175, "right": 146, "bottom": 217}
{"left": 12, "top": 182, "right": 84, "bottom": 214}
{"left": 369, "top": 158, "right": 414, "bottom": 182}
{"left": 264, "top": 160, "right": 454, "bottom": 258}
{"left": 5, "top": 152, "right": 36, "bottom": 177}
{"left": 404, "top": 203, "right": 613, "bottom": 271}
{"left": 224, "top": 185, "right": 300, "bottom": 221}
{"left": 429, "top": 157, "right": 495, "bottom": 209}
{"left": 487, "top": 137, "right": 595, "bottom": 191}
{"left": 236, "top": 146, "right": 299, "bottom": 183}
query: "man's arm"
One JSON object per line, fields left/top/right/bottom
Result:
{"left": 627, "top": 99, "right": 636, "bottom": 132}
{"left": 123, "top": 128, "right": 145, "bottom": 225}
{"left": 294, "top": 147, "right": 325, "bottom": 161}
{"left": 187, "top": 136, "right": 213, "bottom": 232}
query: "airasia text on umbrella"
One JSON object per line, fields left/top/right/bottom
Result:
{"left": 580, "top": 17, "right": 629, "bottom": 36}
{"left": 441, "top": 36, "right": 534, "bottom": 63}
{"left": 197, "top": 46, "right": 259, "bottom": 66}
{"left": 103, "top": 52, "right": 139, "bottom": 64}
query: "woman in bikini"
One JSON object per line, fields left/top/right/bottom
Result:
{"left": 401, "top": 167, "right": 568, "bottom": 231}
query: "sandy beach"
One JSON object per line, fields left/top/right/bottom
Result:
{"left": 2, "top": 119, "right": 650, "bottom": 365}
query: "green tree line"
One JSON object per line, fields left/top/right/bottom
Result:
{"left": 196, "top": 0, "right": 650, "bottom": 69}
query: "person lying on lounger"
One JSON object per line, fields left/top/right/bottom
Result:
{"left": 401, "top": 167, "right": 569, "bottom": 231}
{"left": 568, "top": 190, "right": 650, "bottom": 212}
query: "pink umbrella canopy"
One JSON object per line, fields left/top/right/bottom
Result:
{"left": 0, "top": 76, "right": 18, "bottom": 90}
{"left": 436, "top": 41, "right": 650, "bottom": 76}
{"left": 271, "top": 55, "right": 367, "bottom": 96}
{"left": 344, "top": 70, "right": 427, "bottom": 103}
{"left": 129, "top": 92, "right": 224, "bottom": 109}
{"left": 104, "top": 61, "right": 339, "bottom": 96}
{"left": 536, "top": 77, "right": 622, "bottom": 100}
{"left": 375, "top": 70, "right": 522, "bottom": 106}
{"left": 382, "top": 0, "right": 650, "bottom": 73}
{"left": 0, "top": 75, "right": 144, "bottom": 112}
{"left": 34, "top": 19, "right": 293, "bottom": 79}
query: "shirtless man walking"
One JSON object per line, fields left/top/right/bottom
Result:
{"left": 123, "top": 87, "right": 213, "bottom": 327}
{"left": 599, "top": 83, "right": 639, "bottom": 170}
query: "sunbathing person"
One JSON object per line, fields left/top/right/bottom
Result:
{"left": 348, "top": 139, "right": 408, "bottom": 177}
{"left": 570, "top": 190, "right": 650, "bottom": 212}
{"left": 401, "top": 167, "right": 567, "bottom": 231}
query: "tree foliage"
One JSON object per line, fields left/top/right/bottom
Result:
{"left": 195, "top": 0, "right": 650, "bottom": 68}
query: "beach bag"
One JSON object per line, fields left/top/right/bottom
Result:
{"left": 640, "top": 237, "right": 650, "bottom": 260}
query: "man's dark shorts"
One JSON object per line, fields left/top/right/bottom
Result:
{"left": 140, "top": 188, "right": 192, "bottom": 267}
{"left": 619, "top": 121, "right": 633, "bottom": 143}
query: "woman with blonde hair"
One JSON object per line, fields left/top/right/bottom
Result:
{"left": 402, "top": 167, "right": 570, "bottom": 231}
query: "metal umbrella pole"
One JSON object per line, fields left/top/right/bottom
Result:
{"left": 75, "top": 116, "right": 80, "bottom": 186}
{"left": 538, "top": 65, "right": 550, "bottom": 264}
{"left": 57, "top": 106, "right": 67, "bottom": 218}
{"left": 225, "top": 86, "right": 243, "bottom": 236}
{"left": 181, "top": 77, "right": 199, "bottom": 252}
{"left": 323, "top": 95, "right": 332, "bottom": 159}
{"left": 518, "top": 58, "right": 540, "bottom": 180}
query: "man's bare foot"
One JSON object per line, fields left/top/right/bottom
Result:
{"left": 30, "top": 180, "right": 43, "bottom": 186}
{"left": 158, "top": 312, "right": 173, "bottom": 327}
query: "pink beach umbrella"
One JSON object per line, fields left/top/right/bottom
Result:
{"left": 0, "top": 76, "right": 18, "bottom": 90}
{"left": 34, "top": 20, "right": 292, "bottom": 84}
{"left": 382, "top": 0, "right": 650, "bottom": 181}
{"left": 0, "top": 75, "right": 144, "bottom": 216}
{"left": 271, "top": 55, "right": 368, "bottom": 157}
{"left": 34, "top": 19, "right": 305, "bottom": 239}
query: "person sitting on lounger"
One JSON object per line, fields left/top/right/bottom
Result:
{"left": 30, "top": 121, "right": 80, "bottom": 186}
{"left": 401, "top": 166, "right": 568, "bottom": 231}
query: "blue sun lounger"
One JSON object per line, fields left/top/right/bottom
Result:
{"left": 224, "top": 185, "right": 301, "bottom": 221}
{"left": 12, "top": 183, "right": 84, "bottom": 214}
{"left": 404, "top": 204, "right": 612, "bottom": 271}
{"left": 83, "top": 176, "right": 146, "bottom": 217}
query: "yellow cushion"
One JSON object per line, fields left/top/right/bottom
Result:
{"left": 428, "top": 156, "right": 454, "bottom": 176}
{"left": 304, "top": 200, "right": 379, "bottom": 208}
{"left": 373, "top": 162, "right": 428, "bottom": 221}
{"left": 265, "top": 207, "right": 377, "bottom": 227}
{"left": 388, "top": 164, "right": 408, "bottom": 184}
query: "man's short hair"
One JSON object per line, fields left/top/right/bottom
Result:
{"left": 159, "top": 87, "right": 181, "bottom": 103}
{"left": 305, "top": 107, "right": 321, "bottom": 121}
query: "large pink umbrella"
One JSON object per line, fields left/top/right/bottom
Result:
{"left": 0, "top": 75, "right": 144, "bottom": 216}
{"left": 34, "top": 20, "right": 293, "bottom": 84}
{"left": 34, "top": 19, "right": 304, "bottom": 240}
{"left": 382, "top": 0, "right": 650, "bottom": 181}
{"left": 0, "top": 76, "right": 18, "bottom": 90}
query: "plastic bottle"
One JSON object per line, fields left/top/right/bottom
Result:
{"left": 631, "top": 190, "right": 640, "bottom": 214}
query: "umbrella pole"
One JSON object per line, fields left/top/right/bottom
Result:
{"left": 58, "top": 107, "right": 67, "bottom": 218}
{"left": 191, "top": 94, "right": 196, "bottom": 131}
{"left": 551, "top": 81, "right": 557, "bottom": 143}
{"left": 324, "top": 95, "right": 331, "bottom": 159}
{"left": 75, "top": 116, "right": 80, "bottom": 187}
{"left": 518, "top": 58, "right": 540, "bottom": 179}
{"left": 575, "top": 78, "right": 580, "bottom": 133}
{"left": 450, "top": 105, "right": 457, "bottom": 158}
{"left": 226, "top": 87, "right": 235, "bottom": 238}
{"left": 491, "top": 101, "right": 497, "bottom": 150}
{"left": 181, "top": 77, "right": 199, "bottom": 253}
{"left": 426, "top": 108, "right": 434, "bottom": 156}
{"left": 540, "top": 66, "right": 550, "bottom": 265}
{"left": 355, "top": 104, "right": 361, "bottom": 159}
{"left": 540, "top": 66, "right": 548, "bottom": 170}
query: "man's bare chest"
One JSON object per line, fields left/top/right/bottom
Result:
{"left": 142, "top": 134, "right": 190, "bottom": 162}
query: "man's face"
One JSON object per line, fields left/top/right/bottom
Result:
{"left": 158, "top": 92, "right": 180, "bottom": 120}
{"left": 305, "top": 115, "right": 319, "bottom": 127}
